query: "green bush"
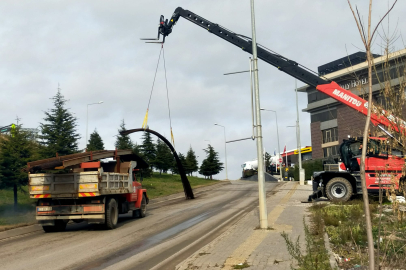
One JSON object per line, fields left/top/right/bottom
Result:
{"left": 293, "top": 159, "right": 323, "bottom": 181}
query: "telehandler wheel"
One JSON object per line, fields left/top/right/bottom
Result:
{"left": 105, "top": 198, "right": 119, "bottom": 230}
{"left": 325, "top": 177, "right": 353, "bottom": 202}
{"left": 42, "top": 220, "right": 67, "bottom": 233}
{"left": 133, "top": 195, "right": 147, "bottom": 218}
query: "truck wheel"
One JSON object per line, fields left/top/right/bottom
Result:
{"left": 42, "top": 220, "right": 67, "bottom": 233}
{"left": 133, "top": 195, "right": 147, "bottom": 218}
{"left": 105, "top": 198, "right": 119, "bottom": 229}
{"left": 325, "top": 177, "right": 353, "bottom": 202}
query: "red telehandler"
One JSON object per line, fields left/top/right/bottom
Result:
{"left": 144, "top": 7, "right": 406, "bottom": 201}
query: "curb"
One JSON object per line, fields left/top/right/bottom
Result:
{"left": 324, "top": 231, "right": 339, "bottom": 269}
{"left": 0, "top": 224, "right": 43, "bottom": 241}
{"left": 149, "top": 180, "right": 232, "bottom": 204}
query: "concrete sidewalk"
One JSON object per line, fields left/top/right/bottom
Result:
{"left": 176, "top": 181, "right": 312, "bottom": 270}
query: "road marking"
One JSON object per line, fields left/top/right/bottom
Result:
{"left": 221, "top": 182, "right": 298, "bottom": 269}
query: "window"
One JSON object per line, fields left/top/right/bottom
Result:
{"left": 311, "top": 109, "right": 337, "bottom": 123}
{"left": 323, "top": 145, "right": 339, "bottom": 158}
{"left": 322, "top": 127, "right": 338, "bottom": 143}
{"left": 308, "top": 91, "right": 330, "bottom": 104}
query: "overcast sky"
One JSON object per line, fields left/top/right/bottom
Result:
{"left": 1, "top": 0, "right": 405, "bottom": 180}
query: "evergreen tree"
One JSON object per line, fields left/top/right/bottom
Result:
{"left": 264, "top": 152, "right": 271, "bottom": 171}
{"left": 133, "top": 143, "right": 143, "bottom": 156}
{"left": 172, "top": 152, "right": 187, "bottom": 175}
{"left": 155, "top": 139, "right": 173, "bottom": 174}
{"left": 87, "top": 129, "right": 104, "bottom": 151}
{"left": 39, "top": 88, "right": 80, "bottom": 157}
{"left": 0, "top": 125, "right": 36, "bottom": 209}
{"left": 140, "top": 132, "right": 156, "bottom": 170}
{"left": 199, "top": 144, "right": 224, "bottom": 179}
{"left": 115, "top": 119, "right": 133, "bottom": 150}
{"left": 185, "top": 146, "right": 199, "bottom": 176}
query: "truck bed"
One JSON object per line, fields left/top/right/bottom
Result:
{"left": 29, "top": 171, "right": 132, "bottom": 198}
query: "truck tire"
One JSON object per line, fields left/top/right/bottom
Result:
{"left": 105, "top": 198, "right": 119, "bottom": 229}
{"left": 325, "top": 177, "right": 353, "bottom": 202}
{"left": 133, "top": 195, "right": 147, "bottom": 218}
{"left": 42, "top": 220, "right": 67, "bottom": 233}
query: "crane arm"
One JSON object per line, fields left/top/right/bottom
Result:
{"left": 154, "top": 7, "right": 406, "bottom": 136}
{"left": 317, "top": 82, "right": 406, "bottom": 135}
{"left": 158, "top": 7, "right": 329, "bottom": 88}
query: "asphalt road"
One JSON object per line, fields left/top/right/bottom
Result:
{"left": 0, "top": 181, "right": 279, "bottom": 270}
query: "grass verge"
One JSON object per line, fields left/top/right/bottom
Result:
{"left": 142, "top": 173, "right": 219, "bottom": 199}
{"left": 310, "top": 197, "right": 406, "bottom": 269}
{"left": 281, "top": 218, "right": 331, "bottom": 270}
{"left": 0, "top": 186, "right": 36, "bottom": 229}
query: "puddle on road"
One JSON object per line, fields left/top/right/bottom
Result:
{"left": 83, "top": 210, "right": 216, "bottom": 270}
{"left": 129, "top": 211, "right": 211, "bottom": 253}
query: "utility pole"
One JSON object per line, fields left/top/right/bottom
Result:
{"left": 250, "top": 0, "right": 268, "bottom": 229}
{"left": 295, "top": 80, "right": 305, "bottom": 185}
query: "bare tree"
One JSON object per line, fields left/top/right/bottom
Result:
{"left": 347, "top": 1, "right": 398, "bottom": 269}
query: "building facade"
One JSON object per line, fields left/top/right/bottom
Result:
{"left": 299, "top": 49, "right": 406, "bottom": 162}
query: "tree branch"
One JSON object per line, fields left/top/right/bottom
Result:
{"left": 356, "top": 6, "right": 367, "bottom": 42}
{"left": 347, "top": 0, "right": 367, "bottom": 47}
{"left": 370, "top": 0, "right": 398, "bottom": 45}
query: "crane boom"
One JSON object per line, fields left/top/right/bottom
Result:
{"left": 158, "top": 7, "right": 329, "bottom": 88}
{"left": 153, "top": 7, "right": 406, "bottom": 136}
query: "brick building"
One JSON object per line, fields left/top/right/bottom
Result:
{"left": 298, "top": 49, "right": 406, "bottom": 161}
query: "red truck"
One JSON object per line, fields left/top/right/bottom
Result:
{"left": 27, "top": 150, "right": 149, "bottom": 232}
{"left": 147, "top": 7, "right": 406, "bottom": 201}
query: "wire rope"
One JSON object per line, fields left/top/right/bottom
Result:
{"left": 142, "top": 45, "right": 163, "bottom": 129}
{"left": 162, "top": 45, "right": 175, "bottom": 147}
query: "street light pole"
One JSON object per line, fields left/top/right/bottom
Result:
{"left": 214, "top": 124, "right": 228, "bottom": 180}
{"left": 86, "top": 101, "right": 103, "bottom": 151}
{"left": 261, "top": 109, "right": 282, "bottom": 181}
{"left": 295, "top": 79, "right": 305, "bottom": 185}
{"left": 250, "top": 0, "right": 268, "bottom": 229}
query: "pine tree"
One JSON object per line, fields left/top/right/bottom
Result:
{"left": 133, "top": 143, "right": 143, "bottom": 156}
{"left": 87, "top": 129, "right": 104, "bottom": 151}
{"left": 0, "top": 125, "right": 36, "bottom": 209}
{"left": 140, "top": 132, "right": 156, "bottom": 170}
{"left": 185, "top": 146, "right": 199, "bottom": 176}
{"left": 199, "top": 144, "right": 224, "bottom": 179}
{"left": 39, "top": 88, "right": 80, "bottom": 157}
{"left": 264, "top": 152, "right": 271, "bottom": 171}
{"left": 115, "top": 119, "right": 133, "bottom": 150}
{"left": 172, "top": 152, "right": 187, "bottom": 175}
{"left": 155, "top": 139, "right": 173, "bottom": 174}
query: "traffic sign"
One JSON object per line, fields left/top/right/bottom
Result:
{"left": 279, "top": 158, "right": 282, "bottom": 163}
